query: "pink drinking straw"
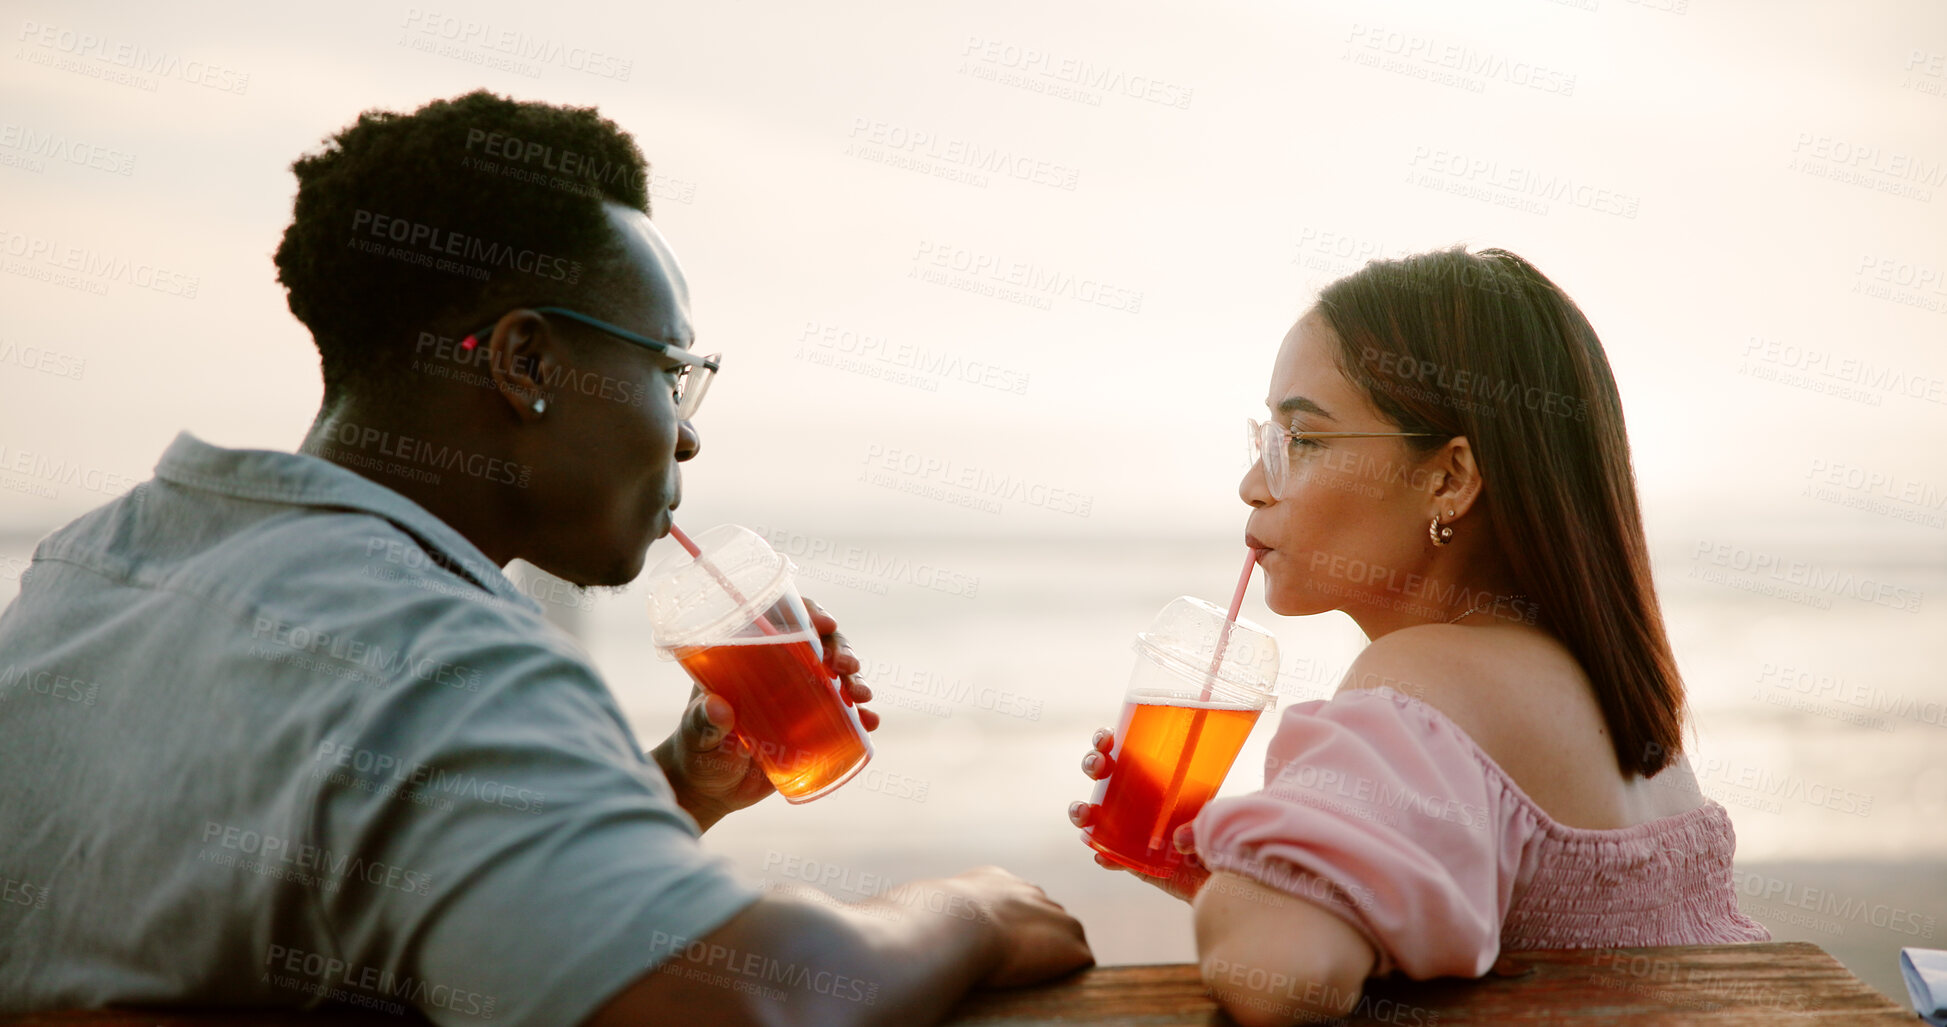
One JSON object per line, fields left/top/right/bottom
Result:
{"left": 1146, "top": 547, "right": 1259, "bottom": 851}
{"left": 669, "top": 523, "right": 779, "bottom": 638}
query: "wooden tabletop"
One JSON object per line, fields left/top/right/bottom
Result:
{"left": 0, "top": 942, "right": 1912, "bottom": 1026}
{"left": 946, "top": 942, "right": 1912, "bottom": 1025}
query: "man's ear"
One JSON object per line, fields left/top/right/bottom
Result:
{"left": 1427, "top": 436, "right": 1485, "bottom": 521}
{"left": 480, "top": 309, "right": 560, "bottom": 421}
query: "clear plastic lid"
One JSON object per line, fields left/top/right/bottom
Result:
{"left": 1131, "top": 595, "right": 1280, "bottom": 704}
{"left": 643, "top": 524, "right": 796, "bottom": 653}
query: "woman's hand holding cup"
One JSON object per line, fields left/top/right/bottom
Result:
{"left": 1068, "top": 728, "right": 1210, "bottom": 903}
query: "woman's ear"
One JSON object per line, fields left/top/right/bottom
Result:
{"left": 1428, "top": 436, "right": 1485, "bottom": 521}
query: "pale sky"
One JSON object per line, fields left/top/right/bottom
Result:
{"left": 2, "top": 0, "right": 1943, "bottom": 552}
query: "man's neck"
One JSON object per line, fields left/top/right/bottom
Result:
{"left": 299, "top": 400, "right": 520, "bottom": 567}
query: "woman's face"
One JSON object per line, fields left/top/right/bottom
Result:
{"left": 1242, "top": 312, "right": 1443, "bottom": 618}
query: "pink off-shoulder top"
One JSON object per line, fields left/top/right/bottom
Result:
{"left": 1192, "top": 686, "right": 1769, "bottom": 979}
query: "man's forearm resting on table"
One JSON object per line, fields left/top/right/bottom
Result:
{"left": 1192, "top": 871, "right": 1378, "bottom": 1027}
{"left": 589, "top": 881, "right": 999, "bottom": 1027}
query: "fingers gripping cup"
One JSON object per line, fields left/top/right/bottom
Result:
{"left": 646, "top": 525, "right": 873, "bottom": 803}
{"left": 1083, "top": 596, "right": 1279, "bottom": 876}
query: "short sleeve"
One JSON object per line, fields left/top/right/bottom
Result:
{"left": 1191, "top": 688, "right": 1535, "bottom": 979}
{"left": 301, "top": 624, "right": 759, "bottom": 1027}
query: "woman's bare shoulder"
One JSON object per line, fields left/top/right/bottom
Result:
{"left": 1336, "top": 624, "right": 1636, "bottom": 825}
{"left": 1337, "top": 624, "right": 1590, "bottom": 740}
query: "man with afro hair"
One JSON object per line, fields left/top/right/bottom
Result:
{"left": 0, "top": 91, "right": 1092, "bottom": 1026}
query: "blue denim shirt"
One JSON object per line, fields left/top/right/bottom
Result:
{"left": 0, "top": 432, "right": 755, "bottom": 1025}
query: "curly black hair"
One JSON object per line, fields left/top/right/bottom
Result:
{"left": 274, "top": 90, "right": 650, "bottom": 408}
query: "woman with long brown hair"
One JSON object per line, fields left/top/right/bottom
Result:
{"left": 1070, "top": 247, "right": 1767, "bottom": 1026}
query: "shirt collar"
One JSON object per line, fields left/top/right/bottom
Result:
{"left": 153, "top": 431, "right": 539, "bottom": 612}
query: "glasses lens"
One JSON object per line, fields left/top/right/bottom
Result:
{"left": 1246, "top": 418, "right": 1285, "bottom": 497}
{"left": 675, "top": 360, "right": 718, "bottom": 419}
{"left": 1261, "top": 420, "right": 1286, "bottom": 497}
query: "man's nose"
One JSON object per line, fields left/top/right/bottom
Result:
{"left": 676, "top": 420, "right": 701, "bottom": 462}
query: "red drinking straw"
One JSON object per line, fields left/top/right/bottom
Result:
{"left": 1145, "top": 547, "right": 1260, "bottom": 851}
{"left": 669, "top": 523, "right": 778, "bottom": 637}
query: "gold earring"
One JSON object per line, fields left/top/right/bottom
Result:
{"left": 1429, "top": 516, "right": 1454, "bottom": 546}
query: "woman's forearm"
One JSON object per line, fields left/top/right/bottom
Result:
{"left": 1192, "top": 871, "right": 1377, "bottom": 1027}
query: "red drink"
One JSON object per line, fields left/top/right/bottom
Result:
{"left": 1084, "top": 698, "right": 1262, "bottom": 875}
{"left": 675, "top": 634, "right": 871, "bottom": 802}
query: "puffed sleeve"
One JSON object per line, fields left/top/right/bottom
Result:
{"left": 1191, "top": 687, "right": 1537, "bottom": 979}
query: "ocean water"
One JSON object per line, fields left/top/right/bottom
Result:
{"left": 583, "top": 532, "right": 1947, "bottom": 977}
{"left": 574, "top": 533, "right": 1947, "bottom": 863}
{"left": 4, "top": 530, "right": 1942, "bottom": 975}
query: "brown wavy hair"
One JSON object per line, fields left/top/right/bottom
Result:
{"left": 1315, "top": 247, "right": 1684, "bottom": 777}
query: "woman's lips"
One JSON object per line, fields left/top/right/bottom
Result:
{"left": 1244, "top": 533, "right": 1271, "bottom": 560}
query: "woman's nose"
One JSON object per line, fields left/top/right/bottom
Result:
{"left": 676, "top": 420, "right": 701, "bottom": 462}
{"left": 1239, "top": 463, "right": 1270, "bottom": 508}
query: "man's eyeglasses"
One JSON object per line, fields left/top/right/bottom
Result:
{"left": 462, "top": 306, "right": 722, "bottom": 419}
{"left": 1246, "top": 417, "right": 1436, "bottom": 499}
